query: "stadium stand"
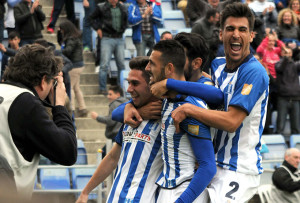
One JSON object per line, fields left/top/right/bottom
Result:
{"left": 290, "top": 134, "right": 300, "bottom": 150}
{"left": 40, "top": 168, "right": 71, "bottom": 190}
{"left": 76, "top": 139, "right": 88, "bottom": 165}
{"left": 261, "top": 134, "right": 287, "bottom": 169}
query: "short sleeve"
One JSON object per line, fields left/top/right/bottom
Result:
{"left": 115, "top": 124, "right": 124, "bottom": 145}
{"left": 229, "top": 61, "right": 269, "bottom": 114}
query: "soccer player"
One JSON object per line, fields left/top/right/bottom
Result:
{"left": 156, "top": 3, "right": 269, "bottom": 202}
{"left": 145, "top": 40, "right": 216, "bottom": 202}
{"left": 76, "top": 56, "right": 163, "bottom": 203}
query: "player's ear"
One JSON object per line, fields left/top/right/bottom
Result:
{"left": 219, "top": 29, "right": 223, "bottom": 41}
{"left": 165, "top": 63, "right": 174, "bottom": 78}
{"left": 193, "top": 58, "right": 202, "bottom": 71}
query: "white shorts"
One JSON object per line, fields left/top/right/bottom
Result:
{"left": 205, "top": 167, "right": 260, "bottom": 203}
{"left": 157, "top": 181, "right": 210, "bottom": 203}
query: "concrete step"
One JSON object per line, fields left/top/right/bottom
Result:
{"left": 43, "top": 16, "right": 67, "bottom": 27}
{"left": 87, "top": 106, "right": 109, "bottom": 114}
{"left": 75, "top": 118, "right": 106, "bottom": 129}
{"left": 83, "top": 62, "right": 96, "bottom": 73}
{"left": 81, "top": 85, "right": 99, "bottom": 95}
{"left": 83, "top": 52, "right": 96, "bottom": 63}
{"left": 40, "top": 0, "right": 54, "bottom": 6}
{"left": 77, "top": 129, "right": 105, "bottom": 141}
{"left": 80, "top": 73, "right": 98, "bottom": 85}
{"left": 84, "top": 95, "right": 109, "bottom": 106}
{"left": 42, "top": 33, "right": 58, "bottom": 44}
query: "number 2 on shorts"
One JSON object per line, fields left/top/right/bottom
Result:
{"left": 225, "top": 181, "right": 239, "bottom": 200}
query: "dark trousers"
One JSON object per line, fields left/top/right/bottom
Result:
{"left": 48, "top": 0, "right": 75, "bottom": 29}
{"left": 276, "top": 97, "right": 300, "bottom": 134}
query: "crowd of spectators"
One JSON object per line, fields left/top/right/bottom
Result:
{"left": 1, "top": 0, "right": 300, "bottom": 132}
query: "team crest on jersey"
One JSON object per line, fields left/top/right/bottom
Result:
{"left": 241, "top": 84, "right": 253, "bottom": 95}
{"left": 188, "top": 125, "right": 199, "bottom": 135}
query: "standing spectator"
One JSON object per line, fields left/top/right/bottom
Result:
{"left": 90, "top": 85, "right": 128, "bottom": 140}
{"left": 128, "top": 0, "right": 162, "bottom": 56}
{"left": 59, "top": 20, "right": 88, "bottom": 117}
{"left": 248, "top": 0, "right": 278, "bottom": 29}
{"left": 14, "top": 0, "right": 45, "bottom": 45}
{"left": 47, "top": 0, "right": 76, "bottom": 33}
{"left": 275, "top": 47, "right": 300, "bottom": 134}
{"left": 82, "top": 0, "right": 96, "bottom": 52}
{"left": 4, "top": 0, "right": 21, "bottom": 35}
{"left": 289, "top": 0, "right": 300, "bottom": 24}
{"left": 0, "top": 0, "right": 5, "bottom": 43}
{"left": 90, "top": 0, "right": 128, "bottom": 95}
{"left": 276, "top": 8, "right": 300, "bottom": 49}
{"left": 271, "top": 148, "right": 300, "bottom": 202}
{"left": 0, "top": 44, "right": 77, "bottom": 201}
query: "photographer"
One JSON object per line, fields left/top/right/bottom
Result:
{"left": 0, "top": 44, "right": 77, "bottom": 201}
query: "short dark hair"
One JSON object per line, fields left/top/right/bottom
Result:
{"left": 129, "top": 56, "right": 150, "bottom": 84}
{"left": 220, "top": 3, "right": 255, "bottom": 31}
{"left": 109, "top": 85, "right": 124, "bottom": 97}
{"left": 160, "top": 31, "right": 172, "bottom": 39}
{"left": 4, "top": 44, "right": 63, "bottom": 87}
{"left": 152, "top": 39, "right": 186, "bottom": 75}
{"left": 206, "top": 8, "right": 218, "bottom": 19}
{"left": 8, "top": 31, "right": 20, "bottom": 40}
{"left": 174, "top": 32, "right": 209, "bottom": 71}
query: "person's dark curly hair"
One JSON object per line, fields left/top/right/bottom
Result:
{"left": 4, "top": 44, "right": 63, "bottom": 87}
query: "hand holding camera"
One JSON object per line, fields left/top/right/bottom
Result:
{"left": 49, "top": 72, "right": 67, "bottom": 106}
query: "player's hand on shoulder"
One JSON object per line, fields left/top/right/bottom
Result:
{"left": 124, "top": 103, "right": 143, "bottom": 128}
{"left": 138, "top": 100, "right": 162, "bottom": 120}
{"left": 150, "top": 79, "right": 168, "bottom": 98}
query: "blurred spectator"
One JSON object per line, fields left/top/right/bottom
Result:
{"left": 248, "top": 0, "right": 278, "bottom": 29}
{"left": 274, "top": 0, "right": 288, "bottom": 12}
{"left": 186, "top": 0, "right": 238, "bottom": 27}
{"left": 191, "top": 8, "right": 219, "bottom": 72}
{"left": 257, "top": 30, "right": 286, "bottom": 78}
{"left": 160, "top": 31, "right": 172, "bottom": 40}
{"left": 128, "top": 0, "right": 162, "bottom": 56}
{"left": 59, "top": 20, "right": 88, "bottom": 117}
{"left": 251, "top": 15, "right": 266, "bottom": 50}
{"left": 90, "top": 85, "right": 128, "bottom": 140}
{"left": 47, "top": 0, "right": 76, "bottom": 34}
{"left": 14, "top": 0, "right": 45, "bottom": 46}
{"left": 275, "top": 47, "right": 300, "bottom": 134}
{"left": 4, "top": 0, "right": 21, "bottom": 35}
{"left": 289, "top": 0, "right": 300, "bottom": 24}
{"left": 90, "top": 0, "right": 128, "bottom": 95}
{"left": 177, "top": 0, "right": 189, "bottom": 26}
{"left": 82, "top": 0, "right": 96, "bottom": 52}
{"left": 276, "top": 8, "right": 300, "bottom": 49}
{"left": 271, "top": 148, "right": 300, "bottom": 202}
{"left": 0, "top": 0, "right": 5, "bottom": 43}
{"left": 0, "top": 31, "right": 20, "bottom": 79}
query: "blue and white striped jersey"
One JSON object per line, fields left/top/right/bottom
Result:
{"left": 107, "top": 120, "right": 162, "bottom": 203}
{"left": 156, "top": 95, "right": 211, "bottom": 188}
{"left": 211, "top": 55, "right": 269, "bottom": 175}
